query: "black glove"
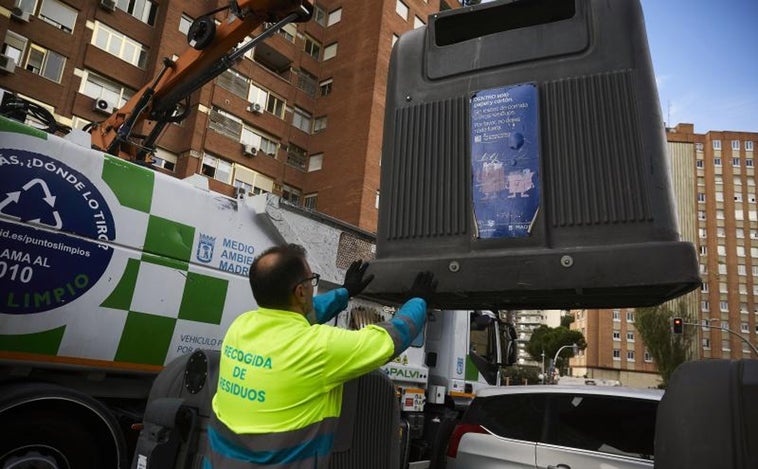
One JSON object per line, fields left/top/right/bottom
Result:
{"left": 408, "top": 271, "right": 438, "bottom": 303}
{"left": 342, "top": 260, "right": 375, "bottom": 297}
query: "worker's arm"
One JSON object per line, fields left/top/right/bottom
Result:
{"left": 319, "top": 297, "right": 427, "bottom": 386}
{"left": 308, "top": 288, "right": 350, "bottom": 324}
{"left": 307, "top": 260, "right": 375, "bottom": 324}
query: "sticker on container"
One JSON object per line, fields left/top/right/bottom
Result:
{"left": 471, "top": 83, "right": 540, "bottom": 239}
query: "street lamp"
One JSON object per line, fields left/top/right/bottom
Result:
{"left": 551, "top": 343, "right": 578, "bottom": 384}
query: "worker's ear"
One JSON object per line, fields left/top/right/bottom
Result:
{"left": 292, "top": 282, "right": 307, "bottom": 304}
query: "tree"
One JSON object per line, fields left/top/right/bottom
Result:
{"left": 635, "top": 302, "right": 694, "bottom": 388}
{"left": 526, "top": 325, "right": 587, "bottom": 377}
{"left": 560, "top": 313, "right": 575, "bottom": 328}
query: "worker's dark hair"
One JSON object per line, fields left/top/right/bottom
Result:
{"left": 249, "top": 244, "right": 309, "bottom": 309}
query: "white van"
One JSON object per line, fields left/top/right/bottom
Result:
{"left": 445, "top": 385, "right": 663, "bottom": 469}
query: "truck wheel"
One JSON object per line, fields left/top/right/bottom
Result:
{"left": 0, "top": 408, "right": 109, "bottom": 469}
{"left": 0, "top": 384, "right": 127, "bottom": 469}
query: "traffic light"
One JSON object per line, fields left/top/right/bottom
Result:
{"left": 672, "top": 317, "right": 684, "bottom": 334}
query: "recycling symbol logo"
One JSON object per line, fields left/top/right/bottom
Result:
{"left": 0, "top": 178, "right": 63, "bottom": 229}
{"left": 0, "top": 149, "right": 116, "bottom": 314}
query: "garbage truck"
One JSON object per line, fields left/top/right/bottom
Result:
{"left": 1, "top": 0, "right": 702, "bottom": 466}
{"left": 0, "top": 109, "right": 514, "bottom": 467}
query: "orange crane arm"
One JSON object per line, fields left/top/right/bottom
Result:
{"left": 90, "top": 0, "right": 311, "bottom": 161}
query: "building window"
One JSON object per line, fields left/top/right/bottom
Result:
{"left": 644, "top": 350, "right": 653, "bottom": 362}
{"left": 276, "top": 23, "right": 297, "bottom": 43}
{"left": 735, "top": 193, "right": 743, "bottom": 202}
{"left": 626, "top": 311, "right": 635, "bottom": 323}
{"left": 39, "top": 0, "right": 77, "bottom": 33}
{"left": 13, "top": 0, "right": 36, "bottom": 14}
{"left": 201, "top": 154, "right": 232, "bottom": 184}
{"left": 722, "top": 340, "right": 731, "bottom": 352}
{"left": 627, "top": 350, "right": 635, "bottom": 361}
{"left": 747, "top": 159, "right": 754, "bottom": 167}
{"left": 115, "top": 0, "right": 158, "bottom": 25}
{"left": 208, "top": 107, "right": 243, "bottom": 140}
{"left": 308, "top": 153, "right": 323, "bottom": 172}
{"left": 286, "top": 144, "right": 308, "bottom": 170}
{"left": 313, "top": 4, "right": 327, "bottom": 26}
{"left": 233, "top": 180, "right": 253, "bottom": 196}
{"left": 1, "top": 31, "right": 27, "bottom": 68}
{"left": 396, "top": 0, "right": 409, "bottom": 19}
{"left": 697, "top": 192, "right": 705, "bottom": 202}
{"left": 701, "top": 300, "right": 709, "bottom": 311}
{"left": 698, "top": 228, "right": 706, "bottom": 238}
{"left": 292, "top": 107, "right": 312, "bottom": 133}
{"left": 392, "top": 34, "right": 400, "bottom": 47}
{"left": 713, "top": 140, "right": 721, "bottom": 150}
{"left": 282, "top": 184, "right": 302, "bottom": 205}
{"left": 737, "top": 246, "right": 745, "bottom": 257}
{"left": 92, "top": 22, "right": 148, "bottom": 68}
{"left": 217, "top": 69, "right": 249, "bottom": 98}
{"left": 702, "top": 338, "right": 710, "bottom": 350}
{"left": 375, "top": 190, "right": 380, "bottom": 209}
{"left": 738, "top": 264, "right": 747, "bottom": 275}
{"left": 240, "top": 126, "right": 279, "bottom": 157}
{"left": 696, "top": 142, "right": 704, "bottom": 152}
{"left": 612, "top": 331, "right": 621, "bottom": 341}
{"left": 25, "top": 44, "right": 66, "bottom": 82}
{"left": 152, "top": 147, "right": 177, "bottom": 172}
{"left": 741, "top": 322, "right": 749, "bottom": 333}
{"left": 266, "top": 94, "right": 286, "bottom": 119}
{"left": 718, "top": 263, "right": 727, "bottom": 274}
{"left": 627, "top": 331, "right": 635, "bottom": 342}
{"left": 327, "top": 8, "right": 342, "bottom": 26}
{"left": 746, "top": 141, "right": 754, "bottom": 151}
{"left": 720, "top": 300, "right": 729, "bottom": 311}
{"left": 295, "top": 69, "right": 318, "bottom": 97}
{"left": 696, "top": 160, "right": 704, "bottom": 168}
{"left": 323, "top": 43, "right": 338, "bottom": 61}
{"left": 303, "top": 194, "right": 318, "bottom": 209}
{"left": 612, "top": 309, "right": 620, "bottom": 321}
{"left": 612, "top": 349, "right": 620, "bottom": 360}
{"left": 714, "top": 157, "right": 722, "bottom": 166}
{"left": 319, "top": 78, "right": 333, "bottom": 97}
{"left": 179, "top": 14, "right": 192, "bottom": 34}
{"left": 81, "top": 71, "right": 134, "bottom": 108}
{"left": 303, "top": 35, "right": 321, "bottom": 59}
{"left": 732, "top": 140, "right": 741, "bottom": 151}
{"left": 701, "top": 282, "right": 708, "bottom": 292}
{"left": 699, "top": 245, "right": 707, "bottom": 255}
{"left": 313, "top": 116, "right": 327, "bottom": 133}
{"left": 733, "top": 157, "right": 741, "bottom": 167}
{"left": 414, "top": 16, "right": 425, "bottom": 28}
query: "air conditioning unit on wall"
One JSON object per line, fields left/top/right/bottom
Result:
{"left": 242, "top": 144, "right": 258, "bottom": 156}
{"left": 246, "top": 103, "right": 263, "bottom": 115}
{"left": 0, "top": 55, "right": 16, "bottom": 74}
{"left": 10, "top": 8, "right": 30, "bottom": 22}
{"left": 92, "top": 98, "right": 112, "bottom": 114}
{"left": 100, "top": 0, "right": 117, "bottom": 12}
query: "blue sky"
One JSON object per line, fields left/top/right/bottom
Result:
{"left": 640, "top": 0, "right": 758, "bottom": 133}
{"left": 477, "top": 0, "right": 757, "bottom": 134}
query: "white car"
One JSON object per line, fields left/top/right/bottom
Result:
{"left": 445, "top": 385, "right": 664, "bottom": 469}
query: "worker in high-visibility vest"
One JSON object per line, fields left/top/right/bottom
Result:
{"left": 207, "top": 243, "right": 436, "bottom": 468}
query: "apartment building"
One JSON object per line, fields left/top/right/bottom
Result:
{"left": 509, "top": 309, "right": 564, "bottom": 367}
{"left": 571, "top": 124, "right": 758, "bottom": 387}
{"left": 0, "top": 0, "right": 456, "bottom": 232}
